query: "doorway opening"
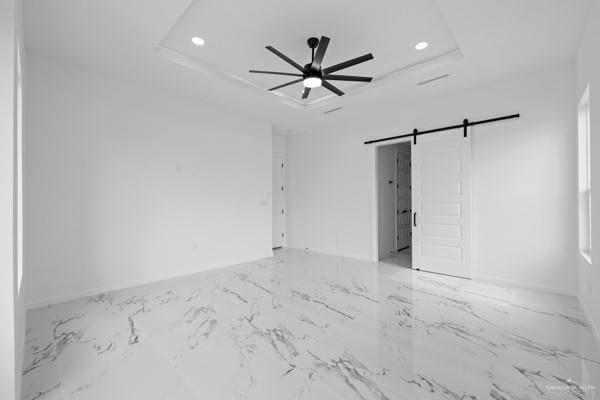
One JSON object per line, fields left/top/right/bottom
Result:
{"left": 377, "top": 141, "right": 412, "bottom": 268}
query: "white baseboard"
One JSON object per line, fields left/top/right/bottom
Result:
{"left": 472, "top": 273, "right": 576, "bottom": 297}
{"left": 282, "top": 248, "right": 576, "bottom": 297}
{"left": 284, "top": 245, "right": 373, "bottom": 264}
{"left": 26, "top": 251, "right": 274, "bottom": 310}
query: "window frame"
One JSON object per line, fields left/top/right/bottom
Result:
{"left": 578, "top": 85, "right": 592, "bottom": 263}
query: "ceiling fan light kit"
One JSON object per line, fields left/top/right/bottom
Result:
{"left": 303, "top": 77, "right": 322, "bottom": 88}
{"left": 249, "top": 36, "right": 374, "bottom": 100}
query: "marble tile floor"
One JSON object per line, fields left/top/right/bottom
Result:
{"left": 22, "top": 249, "right": 600, "bottom": 400}
{"left": 381, "top": 247, "right": 412, "bottom": 269}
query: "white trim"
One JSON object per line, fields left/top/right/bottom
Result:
{"left": 577, "top": 85, "right": 592, "bottom": 258}
{"left": 580, "top": 251, "right": 592, "bottom": 265}
{"left": 285, "top": 245, "right": 373, "bottom": 264}
{"left": 371, "top": 145, "right": 379, "bottom": 262}
{"left": 371, "top": 138, "right": 413, "bottom": 262}
{"left": 26, "top": 251, "right": 273, "bottom": 310}
{"left": 472, "top": 273, "right": 576, "bottom": 297}
{"left": 155, "top": 39, "right": 463, "bottom": 112}
{"left": 272, "top": 153, "right": 286, "bottom": 248}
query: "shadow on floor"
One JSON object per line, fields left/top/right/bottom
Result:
{"left": 380, "top": 247, "right": 412, "bottom": 269}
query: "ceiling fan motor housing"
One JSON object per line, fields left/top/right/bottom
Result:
{"left": 307, "top": 37, "right": 320, "bottom": 49}
{"left": 304, "top": 64, "right": 321, "bottom": 78}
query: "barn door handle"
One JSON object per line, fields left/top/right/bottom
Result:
{"left": 413, "top": 212, "right": 417, "bottom": 227}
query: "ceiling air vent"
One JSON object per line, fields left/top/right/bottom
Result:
{"left": 324, "top": 106, "right": 343, "bottom": 114}
{"left": 417, "top": 74, "right": 450, "bottom": 86}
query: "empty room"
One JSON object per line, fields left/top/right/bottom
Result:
{"left": 2, "top": 0, "right": 600, "bottom": 399}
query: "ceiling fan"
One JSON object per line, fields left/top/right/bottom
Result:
{"left": 249, "top": 36, "right": 374, "bottom": 99}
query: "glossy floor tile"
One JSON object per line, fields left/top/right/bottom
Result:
{"left": 381, "top": 247, "right": 412, "bottom": 269}
{"left": 22, "top": 249, "right": 600, "bottom": 399}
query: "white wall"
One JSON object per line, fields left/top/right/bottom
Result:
{"left": 272, "top": 129, "right": 287, "bottom": 155}
{"left": 1, "top": 0, "right": 25, "bottom": 397}
{"left": 576, "top": 0, "right": 600, "bottom": 342}
{"left": 287, "top": 63, "right": 578, "bottom": 295}
{"left": 24, "top": 54, "right": 273, "bottom": 307}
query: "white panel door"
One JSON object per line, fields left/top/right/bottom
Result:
{"left": 272, "top": 155, "right": 285, "bottom": 248}
{"left": 412, "top": 130, "right": 471, "bottom": 278}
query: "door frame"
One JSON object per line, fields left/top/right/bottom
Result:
{"left": 272, "top": 152, "right": 286, "bottom": 249}
{"left": 371, "top": 138, "right": 412, "bottom": 262}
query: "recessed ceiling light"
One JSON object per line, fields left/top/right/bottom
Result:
{"left": 191, "top": 37, "right": 205, "bottom": 46}
{"left": 414, "top": 41, "right": 428, "bottom": 50}
{"left": 303, "top": 77, "right": 322, "bottom": 88}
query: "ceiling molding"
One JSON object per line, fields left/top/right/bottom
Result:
{"left": 155, "top": 43, "right": 463, "bottom": 111}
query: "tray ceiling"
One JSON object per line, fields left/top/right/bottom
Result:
{"left": 157, "top": 0, "right": 461, "bottom": 109}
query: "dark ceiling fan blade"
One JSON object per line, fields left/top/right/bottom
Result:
{"left": 249, "top": 70, "right": 303, "bottom": 77}
{"left": 301, "top": 87, "right": 311, "bottom": 99}
{"left": 311, "top": 36, "right": 330, "bottom": 70}
{"left": 324, "top": 75, "right": 373, "bottom": 82}
{"left": 323, "top": 53, "right": 374, "bottom": 74}
{"left": 322, "top": 80, "right": 345, "bottom": 96}
{"left": 269, "top": 78, "right": 304, "bottom": 91}
{"left": 265, "top": 46, "right": 306, "bottom": 73}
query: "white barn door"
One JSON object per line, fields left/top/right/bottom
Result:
{"left": 411, "top": 130, "right": 471, "bottom": 278}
